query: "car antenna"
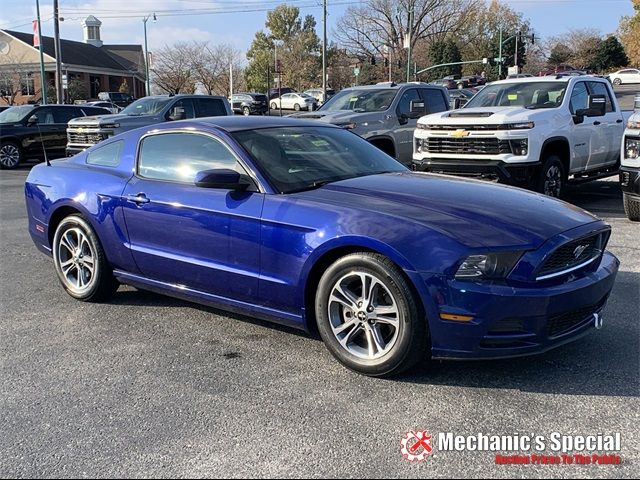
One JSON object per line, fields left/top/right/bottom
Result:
{"left": 35, "top": 119, "right": 51, "bottom": 166}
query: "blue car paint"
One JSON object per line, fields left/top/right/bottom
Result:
{"left": 25, "top": 117, "right": 620, "bottom": 360}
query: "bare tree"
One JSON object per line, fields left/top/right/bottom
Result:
{"left": 0, "top": 51, "right": 34, "bottom": 105}
{"left": 151, "top": 43, "right": 197, "bottom": 94}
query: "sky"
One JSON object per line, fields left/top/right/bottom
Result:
{"left": 0, "top": 0, "right": 634, "bottom": 59}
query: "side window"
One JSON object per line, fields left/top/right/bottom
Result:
{"left": 32, "top": 107, "right": 55, "bottom": 124}
{"left": 86, "top": 140, "right": 123, "bottom": 167}
{"left": 396, "top": 89, "right": 420, "bottom": 117}
{"left": 53, "top": 108, "right": 83, "bottom": 123}
{"left": 421, "top": 89, "right": 448, "bottom": 114}
{"left": 170, "top": 99, "right": 196, "bottom": 119}
{"left": 588, "top": 82, "right": 614, "bottom": 113}
{"left": 195, "top": 98, "right": 227, "bottom": 117}
{"left": 138, "top": 133, "right": 244, "bottom": 183}
{"left": 569, "top": 82, "right": 589, "bottom": 115}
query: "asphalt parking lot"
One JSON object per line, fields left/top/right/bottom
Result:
{"left": 0, "top": 166, "right": 638, "bottom": 478}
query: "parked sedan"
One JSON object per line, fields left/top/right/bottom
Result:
{"left": 608, "top": 68, "right": 640, "bottom": 85}
{"left": 85, "top": 101, "right": 122, "bottom": 114}
{"left": 0, "top": 104, "right": 109, "bottom": 169}
{"left": 25, "top": 116, "right": 619, "bottom": 377}
{"left": 270, "top": 92, "right": 317, "bottom": 111}
{"left": 303, "top": 88, "right": 336, "bottom": 104}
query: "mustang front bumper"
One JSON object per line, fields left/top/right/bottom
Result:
{"left": 423, "top": 251, "right": 619, "bottom": 360}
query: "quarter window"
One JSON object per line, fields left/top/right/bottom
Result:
{"left": 87, "top": 140, "right": 123, "bottom": 167}
{"left": 138, "top": 133, "right": 244, "bottom": 183}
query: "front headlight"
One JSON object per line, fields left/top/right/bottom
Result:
{"left": 455, "top": 252, "right": 523, "bottom": 280}
{"left": 627, "top": 120, "right": 640, "bottom": 129}
{"left": 505, "top": 122, "right": 535, "bottom": 130}
{"left": 625, "top": 138, "right": 640, "bottom": 159}
{"left": 336, "top": 122, "right": 357, "bottom": 130}
{"left": 101, "top": 123, "right": 120, "bottom": 129}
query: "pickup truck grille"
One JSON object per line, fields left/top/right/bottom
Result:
{"left": 67, "top": 131, "right": 107, "bottom": 145}
{"left": 421, "top": 137, "right": 511, "bottom": 155}
{"left": 536, "top": 232, "right": 607, "bottom": 280}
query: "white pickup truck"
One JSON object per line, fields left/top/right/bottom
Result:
{"left": 413, "top": 75, "right": 632, "bottom": 197}
{"left": 620, "top": 96, "right": 640, "bottom": 221}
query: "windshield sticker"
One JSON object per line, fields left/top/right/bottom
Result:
{"left": 508, "top": 94, "right": 518, "bottom": 101}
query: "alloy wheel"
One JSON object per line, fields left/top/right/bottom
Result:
{"left": 328, "top": 271, "right": 400, "bottom": 360}
{"left": 0, "top": 144, "right": 20, "bottom": 168}
{"left": 544, "top": 165, "right": 563, "bottom": 197}
{"left": 56, "top": 226, "right": 97, "bottom": 295}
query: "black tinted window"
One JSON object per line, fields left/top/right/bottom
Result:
{"left": 138, "top": 133, "right": 242, "bottom": 183}
{"left": 53, "top": 108, "right": 83, "bottom": 123}
{"left": 588, "top": 82, "right": 614, "bottom": 113}
{"left": 422, "top": 89, "right": 448, "bottom": 113}
{"left": 569, "top": 82, "right": 589, "bottom": 114}
{"left": 196, "top": 98, "right": 227, "bottom": 117}
{"left": 396, "top": 89, "right": 420, "bottom": 117}
{"left": 82, "top": 107, "right": 109, "bottom": 115}
{"left": 87, "top": 140, "right": 123, "bottom": 167}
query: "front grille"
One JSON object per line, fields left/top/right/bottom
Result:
{"left": 537, "top": 232, "right": 606, "bottom": 279}
{"left": 421, "top": 137, "right": 511, "bottom": 155}
{"left": 424, "top": 124, "right": 503, "bottom": 131}
{"left": 547, "top": 296, "right": 607, "bottom": 338}
{"left": 67, "top": 131, "right": 107, "bottom": 145}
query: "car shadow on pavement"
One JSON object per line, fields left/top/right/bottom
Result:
{"left": 395, "top": 269, "right": 640, "bottom": 398}
{"left": 564, "top": 178, "right": 627, "bottom": 220}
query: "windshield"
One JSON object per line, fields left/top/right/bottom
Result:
{"left": 0, "top": 105, "right": 34, "bottom": 123}
{"left": 121, "top": 97, "right": 172, "bottom": 116}
{"left": 318, "top": 88, "right": 397, "bottom": 113}
{"left": 464, "top": 82, "right": 567, "bottom": 109}
{"left": 232, "top": 126, "right": 406, "bottom": 193}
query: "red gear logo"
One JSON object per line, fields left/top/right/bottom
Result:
{"left": 400, "top": 431, "right": 433, "bottom": 462}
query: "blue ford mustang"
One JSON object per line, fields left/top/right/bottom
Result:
{"left": 25, "top": 117, "right": 619, "bottom": 376}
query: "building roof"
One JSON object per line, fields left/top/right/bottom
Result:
{"left": 3, "top": 29, "right": 144, "bottom": 75}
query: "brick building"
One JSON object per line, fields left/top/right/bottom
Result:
{"left": 0, "top": 16, "right": 146, "bottom": 105}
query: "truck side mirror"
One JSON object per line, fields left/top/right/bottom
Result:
{"left": 453, "top": 98, "right": 467, "bottom": 109}
{"left": 409, "top": 100, "right": 425, "bottom": 118}
{"left": 168, "top": 106, "right": 186, "bottom": 121}
{"left": 27, "top": 114, "right": 38, "bottom": 125}
{"left": 586, "top": 94, "right": 606, "bottom": 117}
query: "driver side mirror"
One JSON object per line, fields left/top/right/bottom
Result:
{"left": 194, "top": 169, "right": 251, "bottom": 191}
{"left": 27, "top": 114, "right": 38, "bottom": 125}
{"left": 409, "top": 100, "right": 425, "bottom": 118}
{"left": 168, "top": 106, "right": 186, "bottom": 121}
{"left": 453, "top": 98, "right": 468, "bottom": 109}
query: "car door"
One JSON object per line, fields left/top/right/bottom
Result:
{"left": 393, "top": 88, "right": 422, "bottom": 163}
{"left": 567, "top": 81, "right": 593, "bottom": 172}
{"left": 588, "top": 80, "right": 623, "bottom": 167}
{"left": 121, "top": 131, "right": 264, "bottom": 302}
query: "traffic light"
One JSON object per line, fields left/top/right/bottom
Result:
{"left": 531, "top": 33, "right": 535, "bottom": 45}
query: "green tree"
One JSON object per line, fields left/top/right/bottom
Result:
{"left": 427, "top": 40, "right": 462, "bottom": 79}
{"left": 245, "top": 4, "right": 320, "bottom": 92}
{"left": 548, "top": 43, "right": 573, "bottom": 66}
{"left": 618, "top": 0, "right": 640, "bottom": 66}
{"left": 593, "top": 36, "right": 630, "bottom": 72}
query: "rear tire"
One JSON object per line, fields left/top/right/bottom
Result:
{"left": 270, "top": 102, "right": 277, "bottom": 110}
{"left": 0, "top": 141, "right": 22, "bottom": 169}
{"left": 315, "top": 252, "right": 429, "bottom": 377}
{"left": 613, "top": 78, "right": 622, "bottom": 86}
{"left": 294, "top": 103, "right": 301, "bottom": 111}
{"left": 623, "top": 193, "right": 640, "bottom": 221}
{"left": 538, "top": 155, "right": 566, "bottom": 198}
{"left": 52, "top": 214, "right": 118, "bottom": 302}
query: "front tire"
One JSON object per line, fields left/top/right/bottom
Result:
{"left": 0, "top": 141, "right": 22, "bottom": 169}
{"left": 315, "top": 252, "right": 428, "bottom": 377}
{"left": 242, "top": 106, "right": 251, "bottom": 116}
{"left": 613, "top": 78, "right": 622, "bottom": 86}
{"left": 52, "top": 214, "right": 118, "bottom": 302}
{"left": 270, "top": 102, "right": 277, "bottom": 110}
{"left": 538, "top": 155, "right": 565, "bottom": 198}
{"left": 294, "top": 103, "right": 301, "bottom": 111}
{"left": 623, "top": 193, "right": 640, "bottom": 221}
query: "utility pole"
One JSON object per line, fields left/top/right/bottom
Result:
{"left": 322, "top": 0, "right": 327, "bottom": 103}
{"left": 35, "top": 0, "right": 47, "bottom": 104}
{"left": 53, "top": 0, "right": 63, "bottom": 103}
{"left": 406, "top": 5, "right": 413, "bottom": 83}
{"left": 143, "top": 14, "right": 156, "bottom": 97}
{"left": 498, "top": 26, "right": 503, "bottom": 79}
{"left": 229, "top": 64, "right": 233, "bottom": 97}
{"left": 514, "top": 31, "right": 520, "bottom": 72}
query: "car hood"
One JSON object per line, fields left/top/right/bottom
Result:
{"left": 68, "top": 113, "right": 147, "bottom": 126}
{"left": 420, "top": 106, "right": 546, "bottom": 125}
{"left": 297, "top": 172, "right": 598, "bottom": 249}
{"left": 291, "top": 109, "right": 380, "bottom": 125}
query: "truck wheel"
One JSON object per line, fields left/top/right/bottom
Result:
{"left": 623, "top": 194, "right": 640, "bottom": 221}
{"left": 538, "top": 156, "right": 565, "bottom": 198}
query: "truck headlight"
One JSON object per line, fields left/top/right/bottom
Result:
{"left": 506, "top": 122, "right": 535, "bottom": 130}
{"left": 625, "top": 138, "right": 640, "bottom": 159}
{"left": 455, "top": 252, "right": 522, "bottom": 280}
{"left": 415, "top": 138, "right": 428, "bottom": 153}
{"left": 101, "top": 123, "right": 120, "bottom": 129}
{"left": 509, "top": 139, "right": 528, "bottom": 156}
{"left": 627, "top": 120, "right": 640, "bottom": 129}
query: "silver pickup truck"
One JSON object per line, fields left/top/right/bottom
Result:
{"left": 66, "top": 94, "right": 232, "bottom": 155}
{"left": 293, "top": 82, "right": 450, "bottom": 165}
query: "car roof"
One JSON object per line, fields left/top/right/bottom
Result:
{"left": 162, "top": 115, "right": 341, "bottom": 133}
{"left": 490, "top": 74, "right": 607, "bottom": 85}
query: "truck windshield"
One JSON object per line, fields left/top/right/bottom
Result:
{"left": 464, "top": 82, "right": 567, "bottom": 109}
{"left": 0, "top": 105, "right": 34, "bottom": 123}
{"left": 121, "top": 97, "right": 172, "bottom": 116}
{"left": 318, "top": 88, "right": 397, "bottom": 113}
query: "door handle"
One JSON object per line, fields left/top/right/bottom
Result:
{"left": 593, "top": 121, "right": 601, "bottom": 126}
{"left": 616, "top": 119, "right": 623, "bottom": 123}
{"left": 126, "top": 193, "right": 150, "bottom": 204}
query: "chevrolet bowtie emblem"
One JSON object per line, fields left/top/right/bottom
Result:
{"left": 450, "top": 129, "right": 470, "bottom": 138}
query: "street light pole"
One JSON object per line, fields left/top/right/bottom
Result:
{"left": 406, "top": 5, "right": 413, "bottom": 83}
{"left": 53, "top": 0, "right": 63, "bottom": 103}
{"left": 143, "top": 13, "right": 156, "bottom": 97}
{"left": 322, "top": 0, "right": 327, "bottom": 103}
{"left": 35, "top": 0, "right": 47, "bottom": 104}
